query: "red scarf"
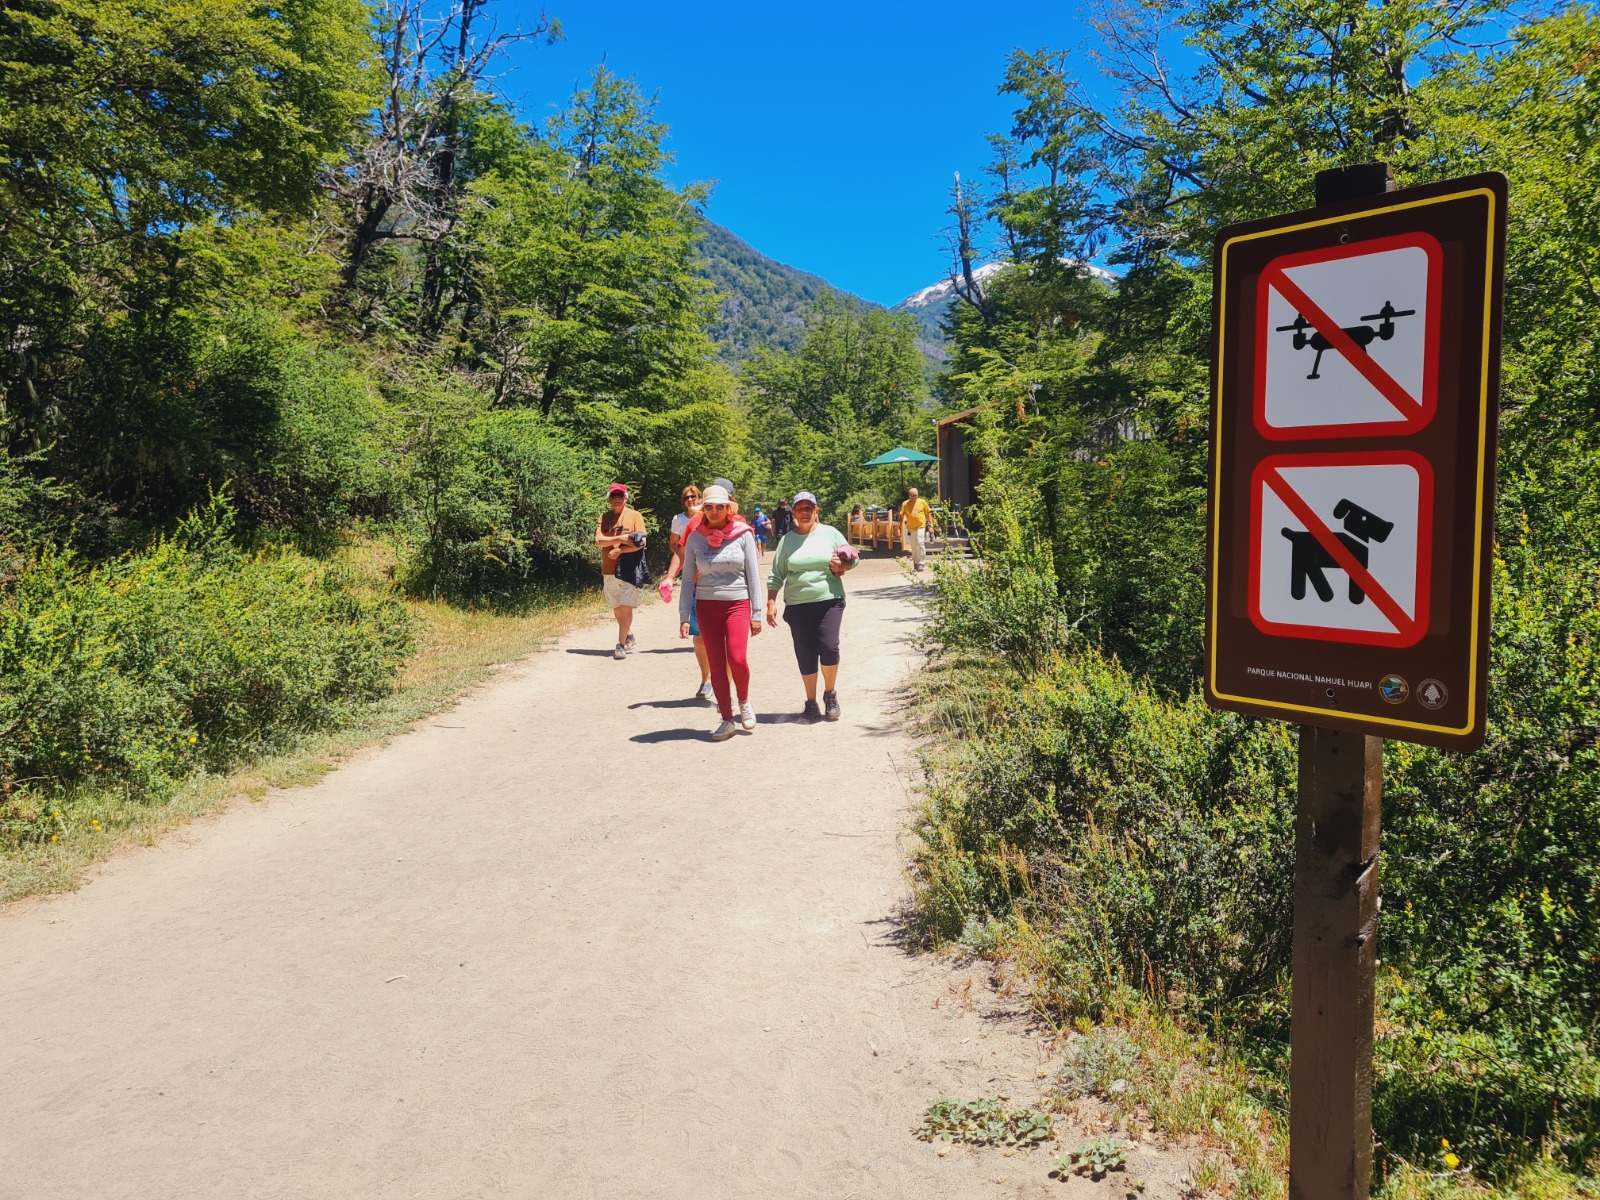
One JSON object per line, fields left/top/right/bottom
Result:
{"left": 696, "top": 514, "right": 752, "bottom": 549}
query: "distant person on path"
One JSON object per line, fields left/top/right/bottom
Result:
{"left": 596, "top": 483, "right": 648, "bottom": 659}
{"left": 753, "top": 506, "right": 772, "bottom": 557}
{"left": 678, "top": 484, "right": 764, "bottom": 741}
{"left": 772, "top": 499, "right": 793, "bottom": 541}
{"left": 663, "top": 484, "right": 714, "bottom": 703}
{"left": 766, "top": 492, "right": 857, "bottom": 723}
{"left": 900, "top": 487, "right": 934, "bottom": 573}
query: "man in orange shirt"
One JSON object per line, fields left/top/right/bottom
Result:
{"left": 900, "top": 486, "right": 934, "bottom": 572}
{"left": 596, "top": 483, "right": 648, "bottom": 659}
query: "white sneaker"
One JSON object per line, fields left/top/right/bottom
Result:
{"left": 710, "top": 719, "right": 738, "bottom": 742}
{"left": 738, "top": 701, "right": 757, "bottom": 731}
{"left": 697, "top": 682, "right": 715, "bottom": 703}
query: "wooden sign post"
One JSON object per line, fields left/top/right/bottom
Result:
{"left": 1205, "top": 162, "right": 1507, "bottom": 1197}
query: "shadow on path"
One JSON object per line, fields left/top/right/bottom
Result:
{"left": 853, "top": 581, "right": 928, "bottom": 603}
{"left": 629, "top": 728, "right": 710, "bottom": 744}
{"left": 628, "top": 697, "right": 710, "bottom": 711}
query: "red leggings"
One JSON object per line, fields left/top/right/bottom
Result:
{"left": 697, "top": 598, "right": 751, "bottom": 720}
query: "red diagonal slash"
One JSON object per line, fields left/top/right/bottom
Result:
{"left": 1265, "top": 265, "right": 1424, "bottom": 420}
{"left": 1261, "top": 467, "right": 1420, "bottom": 641}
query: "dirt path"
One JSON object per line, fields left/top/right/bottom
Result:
{"left": 0, "top": 558, "right": 1187, "bottom": 1199}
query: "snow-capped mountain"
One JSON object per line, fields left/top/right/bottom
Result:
{"left": 889, "top": 259, "right": 1120, "bottom": 358}
{"left": 893, "top": 259, "right": 1119, "bottom": 312}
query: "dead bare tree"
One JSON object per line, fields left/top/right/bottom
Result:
{"left": 944, "top": 172, "right": 997, "bottom": 326}
{"left": 331, "top": 0, "right": 560, "bottom": 317}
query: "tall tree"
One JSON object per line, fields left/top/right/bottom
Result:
{"left": 462, "top": 68, "right": 717, "bottom": 417}
{"left": 0, "top": 0, "right": 377, "bottom": 456}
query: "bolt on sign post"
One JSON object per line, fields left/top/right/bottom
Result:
{"left": 1205, "top": 163, "right": 1507, "bottom": 1198}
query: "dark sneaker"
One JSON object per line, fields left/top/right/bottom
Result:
{"left": 613, "top": 643, "right": 626, "bottom": 660}
{"left": 822, "top": 691, "right": 841, "bottom": 721}
{"left": 801, "top": 699, "right": 822, "bottom": 723}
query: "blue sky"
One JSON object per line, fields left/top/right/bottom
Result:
{"left": 495, "top": 1, "right": 1101, "bottom": 307}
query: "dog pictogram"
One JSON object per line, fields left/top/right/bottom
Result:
{"left": 1250, "top": 454, "right": 1432, "bottom": 648}
{"left": 1281, "top": 498, "right": 1394, "bottom": 603}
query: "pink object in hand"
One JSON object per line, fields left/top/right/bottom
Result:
{"left": 831, "top": 544, "right": 860, "bottom": 566}
{"left": 658, "top": 581, "right": 673, "bottom": 602}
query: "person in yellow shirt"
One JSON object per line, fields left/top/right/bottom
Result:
{"left": 900, "top": 487, "right": 934, "bottom": 572}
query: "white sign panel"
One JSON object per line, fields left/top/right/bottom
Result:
{"left": 1250, "top": 454, "right": 1433, "bottom": 647}
{"left": 1256, "top": 233, "right": 1441, "bottom": 438}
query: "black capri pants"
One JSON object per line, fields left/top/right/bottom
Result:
{"left": 781, "top": 598, "right": 845, "bottom": 675}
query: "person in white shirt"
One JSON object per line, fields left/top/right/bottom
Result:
{"left": 663, "top": 484, "right": 714, "bottom": 702}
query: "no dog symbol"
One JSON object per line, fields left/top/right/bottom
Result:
{"left": 1249, "top": 452, "right": 1433, "bottom": 647}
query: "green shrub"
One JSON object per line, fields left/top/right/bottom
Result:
{"left": 400, "top": 395, "right": 612, "bottom": 597}
{"left": 0, "top": 495, "right": 413, "bottom": 827}
{"left": 922, "top": 473, "right": 1069, "bottom": 670}
{"left": 57, "top": 310, "right": 387, "bottom": 537}
{"left": 912, "top": 648, "right": 1297, "bottom": 1022}
{"left": 1371, "top": 491, "right": 1600, "bottom": 1176}
{"left": 229, "top": 336, "right": 389, "bottom": 535}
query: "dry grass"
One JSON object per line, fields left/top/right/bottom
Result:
{"left": 1041, "top": 994, "right": 1288, "bottom": 1199}
{"left": 1, "top": 538, "right": 611, "bottom": 906}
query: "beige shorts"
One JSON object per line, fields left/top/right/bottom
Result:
{"left": 603, "top": 576, "right": 641, "bottom": 608}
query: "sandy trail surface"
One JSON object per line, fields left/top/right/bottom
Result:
{"left": 0, "top": 558, "right": 1186, "bottom": 1199}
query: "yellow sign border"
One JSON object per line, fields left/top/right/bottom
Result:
{"left": 1208, "top": 185, "right": 1498, "bottom": 737}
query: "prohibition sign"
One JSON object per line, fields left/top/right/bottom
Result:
{"left": 1248, "top": 452, "right": 1434, "bottom": 648}
{"left": 1255, "top": 232, "right": 1442, "bottom": 439}
{"left": 1205, "top": 171, "right": 1505, "bottom": 750}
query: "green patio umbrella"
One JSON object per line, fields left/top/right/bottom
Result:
{"left": 863, "top": 446, "right": 938, "bottom": 495}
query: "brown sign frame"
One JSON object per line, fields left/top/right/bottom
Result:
{"left": 1205, "top": 173, "right": 1507, "bottom": 750}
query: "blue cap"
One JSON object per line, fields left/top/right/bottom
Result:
{"left": 793, "top": 491, "right": 818, "bottom": 506}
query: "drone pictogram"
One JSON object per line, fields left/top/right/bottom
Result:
{"left": 1275, "top": 300, "right": 1416, "bottom": 380}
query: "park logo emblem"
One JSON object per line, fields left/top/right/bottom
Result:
{"left": 1249, "top": 452, "right": 1434, "bottom": 647}
{"left": 1255, "top": 232, "right": 1442, "bottom": 439}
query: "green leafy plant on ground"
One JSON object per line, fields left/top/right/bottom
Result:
{"left": 915, "top": 1096, "right": 1055, "bottom": 1147}
{"left": 0, "top": 496, "right": 413, "bottom": 852}
{"left": 1055, "top": 1135, "right": 1130, "bottom": 1179}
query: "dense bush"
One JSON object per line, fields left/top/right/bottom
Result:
{"left": 400, "top": 396, "right": 613, "bottom": 597}
{"left": 0, "top": 497, "right": 413, "bottom": 812}
{"left": 913, "top": 649, "right": 1297, "bottom": 1024}
{"left": 1372, "top": 449, "right": 1600, "bottom": 1174}
{"left": 922, "top": 473, "right": 1069, "bottom": 670}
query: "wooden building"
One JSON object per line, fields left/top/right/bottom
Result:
{"left": 935, "top": 406, "right": 985, "bottom": 508}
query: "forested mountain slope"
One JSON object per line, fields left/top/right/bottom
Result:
{"left": 695, "top": 220, "right": 849, "bottom": 359}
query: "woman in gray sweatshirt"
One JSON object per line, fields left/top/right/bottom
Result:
{"left": 677, "top": 484, "right": 764, "bottom": 740}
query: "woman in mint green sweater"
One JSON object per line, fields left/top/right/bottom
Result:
{"left": 764, "top": 491, "right": 857, "bottom": 722}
